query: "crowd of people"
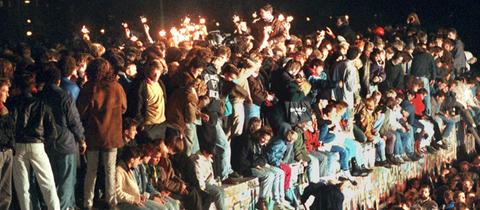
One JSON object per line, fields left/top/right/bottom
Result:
{"left": 385, "top": 156, "right": 480, "bottom": 210}
{"left": 0, "top": 3, "right": 478, "bottom": 210}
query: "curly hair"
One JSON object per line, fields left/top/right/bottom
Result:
{"left": 86, "top": 58, "right": 115, "bottom": 82}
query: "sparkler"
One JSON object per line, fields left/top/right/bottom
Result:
{"left": 140, "top": 16, "right": 148, "bottom": 24}
{"left": 26, "top": 31, "right": 32, "bottom": 36}
{"left": 286, "top": 16, "right": 294, "bottom": 22}
{"left": 159, "top": 30, "right": 166, "bottom": 37}
{"left": 100, "top": 29, "right": 105, "bottom": 34}
{"left": 199, "top": 18, "right": 206, "bottom": 24}
{"left": 81, "top": 25, "right": 90, "bottom": 34}
{"left": 122, "top": 22, "right": 129, "bottom": 28}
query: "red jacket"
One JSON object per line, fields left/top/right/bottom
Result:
{"left": 410, "top": 93, "right": 425, "bottom": 117}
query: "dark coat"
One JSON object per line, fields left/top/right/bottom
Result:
{"left": 41, "top": 84, "right": 85, "bottom": 154}
{"left": 11, "top": 93, "right": 58, "bottom": 144}
{"left": 383, "top": 60, "right": 405, "bottom": 90}
{"left": 166, "top": 87, "right": 198, "bottom": 133}
{"left": 231, "top": 134, "right": 267, "bottom": 176}
{"left": 410, "top": 51, "right": 437, "bottom": 80}
{"left": 0, "top": 105, "right": 15, "bottom": 149}
{"left": 301, "top": 182, "right": 344, "bottom": 210}
{"left": 77, "top": 80, "right": 126, "bottom": 150}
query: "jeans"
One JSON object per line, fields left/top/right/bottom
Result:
{"left": 49, "top": 151, "right": 76, "bottom": 210}
{"left": 344, "top": 138, "right": 365, "bottom": 165}
{"left": 214, "top": 120, "right": 233, "bottom": 180}
{"left": 373, "top": 113, "right": 385, "bottom": 132}
{"left": 308, "top": 152, "right": 325, "bottom": 183}
{"left": 435, "top": 115, "right": 456, "bottom": 139}
{"left": 418, "top": 77, "right": 432, "bottom": 116}
{"left": 13, "top": 143, "right": 60, "bottom": 210}
{"left": 373, "top": 136, "right": 386, "bottom": 161}
{"left": 245, "top": 103, "right": 261, "bottom": 123}
{"left": 205, "top": 184, "right": 226, "bottom": 210}
{"left": 267, "top": 166, "right": 285, "bottom": 202}
{"left": 394, "top": 127, "right": 414, "bottom": 156}
{"left": 185, "top": 122, "right": 199, "bottom": 156}
{"left": 229, "top": 102, "right": 245, "bottom": 138}
{"left": 84, "top": 149, "right": 117, "bottom": 208}
{"left": 330, "top": 146, "right": 349, "bottom": 171}
{"left": 0, "top": 149, "right": 13, "bottom": 210}
{"left": 251, "top": 166, "right": 275, "bottom": 199}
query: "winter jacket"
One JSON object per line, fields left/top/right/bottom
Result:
{"left": 271, "top": 69, "right": 305, "bottom": 103}
{"left": 60, "top": 77, "right": 80, "bottom": 102}
{"left": 12, "top": 93, "right": 58, "bottom": 144}
{"left": 41, "top": 84, "right": 85, "bottom": 154}
{"left": 410, "top": 51, "right": 437, "bottom": 80}
{"left": 231, "top": 134, "right": 268, "bottom": 176}
{"left": 301, "top": 182, "right": 344, "bottom": 210}
{"left": 77, "top": 80, "right": 126, "bottom": 150}
{"left": 294, "top": 127, "right": 311, "bottom": 162}
{"left": 318, "top": 120, "right": 336, "bottom": 144}
{"left": 266, "top": 139, "right": 287, "bottom": 167}
{"left": 354, "top": 105, "right": 375, "bottom": 141}
{"left": 383, "top": 60, "right": 405, "bottom": 90}
{"left": 333, "top": 60, "right": 359, "bottom": 106}
{"left": 166, "top": 86, "right": 198, "bottom": 133}
{"left": 133, "top": 163, "right": 160, "bottom": 199}
{"left": 248, "top": 76, "right": 269, "bottom": 106}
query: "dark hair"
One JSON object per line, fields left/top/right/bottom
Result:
{"left": 142, "top": 59, "right": 165, "bottom": 79}
{"left": 86, "top": 58, "right": 115, "bottom": 82}
{"left": 120, "top": 146, "right": 141, "bottom": 162}
{"left": 346, "top": 47, "right": 360, "bottom": 60}
{"left": 309, "top": 58, "right": 324, "bottom": 68}
{"left": 188, "top": 56, "right": 207, "bottom": 70}
{"left": 252, "top": 126, "right": 273, "bottom": 141}
{"left": 0, "top": 59, "right": 14, "bottom": 79}
{"left": 0, "top": 77, "right": 11, "bottom": 88}
{"left": 43, "top": 63, "right": 62, "bottom": 84}
{"left": 164, "top": 126, "right": 184, "bottom": 154}
{"left": 59, "top": 56, "right": 77, "bottom": 77}
{"left": 323, "top": 104, "right": 336, "bottom": 116}
{"left": 260, "top": 4, "right": 273, "bottom": 13}
{"left": 222, "top": 63, "right": 240, "bottom": 76}
{"left": 123, "top": 118, "right": 138, "bottom": 130}
{"left": 214, "top": 46, "right": 232, "bottom": 58}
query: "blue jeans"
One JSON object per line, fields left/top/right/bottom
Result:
{"left": 214, "top": 120, "right": 233, "bottom": 180}
{"left": 50, "top": 151, "right": 76, "bottom": 210}
{"left": 394, "top": 128, "right": 414, "bottom": 156}
{"left": 185, "top": 122, "right": 199, "bottom": 156}
{"left": 251, "top": 167, "right": 275, "bottom": 199}
{"left": 374, "top": 113, "right": 385, "bottom": 132}
{"left": 205, "top": 184, "right": 226, "bottom": 210}
{"left": 373, "top": 136, "right": 386, "bottom": 161}
{"left": 309, "top": 152, "right": 325, "bottom": 182}
{"left": 330, "top": 146, "right": 349, "bottom": 171}
{"left": 435, "top": 115, "right": 456, "bottom": 139}
{"left": 419, "top": 77, "right": 432, "bottom": 116}
{"left": 267, "top": 167, "right": 285, "bottom": 202}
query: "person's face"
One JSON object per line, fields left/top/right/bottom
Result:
{"left": 130, "top": 157, "right": 141, "bottom": 168}
{"left": 258, "top": 134, "right": 271, "bottom": 145}
{"left": 224, "top": 72, "right": 238, "bottom": 81}
{"left": 260, "top": 9, "right": 273, "bottom": 22}
{"left": 191, "top": 67, "right": 204, "bottom": 78}
{"left": 340, "top": 46, "right": 348, "bottom": 55}
{"left": 320, "top": 49, "right": 329, "bottom": 61}
{"left": 447, "top": 32, "right": 456, "bottom": 40}
{"left": 0, "top": 85, "right": 9, "bottom": 103}
{"left": 126, "top": 64, "right": 137, "bottom": 78}
{"left": 124, "top": 126, "right": 138, "bottom": 141}
{"left": 463, "top": 180, "right": 473, "bottom": 192}
{"left": 150, "top": 153, "right": 161, "bottom": 165}
{"left": 456, "top": 192, "right": 466, "bottom": 203}
{"left": 148, "top": 68, "right": 163, "bottom": 82}
{"left": 143, "top": 154, "right": 152, "bottom": 163}
{"left": 420, "top": 187, "right": 430, "bottom": 200}
{"left": 158, "top": 142, "right": 170, "bottom": 157}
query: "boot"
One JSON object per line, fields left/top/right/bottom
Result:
{"left": 350, "top": 158, "right": 368, "bottom": 177}
{"left": 256, "top": 198, "right": 268, "bottom": 210}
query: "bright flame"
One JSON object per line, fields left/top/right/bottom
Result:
{"left": 100, "top": 29, "right": 105, "bottom": 34}
{"left": 278, "top": 14, "right": 285, "bottom": 22}
{"left": 215, "top": 22, "right": 220, "bottom": 27}
{"left": 286, "top": 16, "right": 294, "bottom": 22}
{"left": 26, "top": 19, "right": 31, "bottom": 23}
{"left": 140, "top": 16, "right": 147, "bottom": 24}
{"left": 159, "top": 30, "right": 166, "bottom": 37}
{"left": 122, "top": 22, "right": 128, "bottom": 28}
{"left": 183, "top": 17, "right": 191, "bottom": 24}
{"left": 199, "top": 18, "right": 206, "bottom": 24}
{"left": 81, "top": 25, "right": 90, "bottom": 34}
{"left": 306, "top": 17, "right": 311, "bottom": 22}
{"left": 26, "top": 31, "right": 32, "bottom": 36}
{"left": 252, "top": 12, "right": 257, "bottom": 18}
{"left": 24, "top": 0, "right": 30, "bottom": 4}
{"left": 130, "top": 36, "right": 138, "bottom": 42}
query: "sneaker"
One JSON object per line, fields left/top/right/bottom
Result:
{"left": 338, "top": 170, "right": 357, "bottom": 185}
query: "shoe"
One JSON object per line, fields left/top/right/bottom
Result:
{"left": 222, "top": 177, "right": 240, "bottom": 185}
{"left": 256, "top": 198, "right": 268, "bottom": 210}
{"left": 228, "top": 171, "right": 243, "bottom": 179}
{"left": 431, "top": 142, "right": 442, "bottom": 150}
{"left": 375, "top": 160, "right": 392, "bottom": 168}
{"left": 338, "top": 170, "right": 358, "bottom": 186}
{"left": 351, "top": 158, "right": 368, "bottom": 177}
{"left": 387, "top": 155, "right": 403, "bottom": 165}
{"left": 361, "top": 164, "right": 374, "bottom": 173}
{"left": 392, "top": 156, "right": 404, "bottom": 165}
{"left": 426, "top": 146, "right": 437, "bottom": 154}
{"left": 402, "top": 155, "right": 411, "bottom": 162}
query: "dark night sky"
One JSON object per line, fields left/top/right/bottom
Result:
{"left": 2, "top": 0, "right": 479, "bottom": 54}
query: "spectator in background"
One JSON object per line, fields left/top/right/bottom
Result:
{"left": 59, "top": 56, "right": 81, "bottom": 101}
{"left": 0, "top": 78, "right": 14, "bottom": 210}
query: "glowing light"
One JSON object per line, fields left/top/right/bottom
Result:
{"left": 306, "top": 17, "right": 311, "bottom": 22}
{"left": 252, "top": 12, "right": 258, "bottom": 18}
{"left": 286, "top": 16, "right": 294, "bottom": 22}
{"left": 159, "top": 30, "right": 166, "bottom": 37}
{"left": 199, "top": 18, "right": 206, "bottom": 24}
{"left": 122, "top": 22, "right": 128, "bottom": 28}
{"left": 81, "top": 25, "right": 90, "bottom": 34}
{"left": 233, "top": 15, "right": 240, "bottom": 23}
{"left": 215, "top": 22, "right": 220, "bottom": 27}
{"left": 26, "top": 31, "right": 32, "bottom": 36}
{"left": 278, "top": 14, "right": 285, "bottom": 22}
{"left": 24, "top": 0, "right": 30, "bottom": 4}
{"left": 130, "top": 36, "right": 138, "bottom": 42}
{"left": 140, "top": 16, "right": 147, "bottom": 24}
{"left": 26, "top": 19, "right": 31, "bottom": 23}
{"left": 100, "top": 29, "right": 105, "bottom": 34}
{"left": 183, "top": 17, "right": 191, "bottom": 24}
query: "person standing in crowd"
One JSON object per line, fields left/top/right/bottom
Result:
{"left": 0, "top": 78, "right": 15, "bottom": 210}
{"left": 11, "top": 72, "right": 60, "bottom": 210}
{"left": 127, "top": 59, "right": 168, "bottom": 143}
{"left": 78, "top": 58, "right": 127, "bottom": 209}
{"left": 59, "top": 56, "right": 81, "bottom": 101}
{"left": 41, "top": 65, "right": 86, "bottom": 210}
{"left": 333, "top": 47, "right": 362, "bottom": 109}
{"left": 447, "top": 28, "right": 467, "bottom": 77}
{"left": 410, "top": 46, "right": 436, "bottom": 116}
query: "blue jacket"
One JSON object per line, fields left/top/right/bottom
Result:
{"left": 266, "top": 139, "right": 287, "bottom": 167}
{"left": 319, "top": 120, "right": 336, "bottom": 144}
{"left": 60, "top": 77, "right": 80, "bottom": 102}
